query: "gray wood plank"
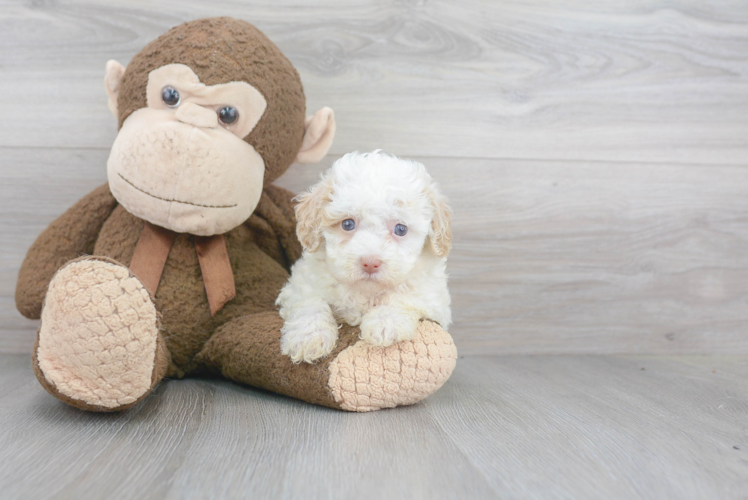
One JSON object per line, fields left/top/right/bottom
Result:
{"left": 0, "top": 0, "right": 747, "bottom": 163}
{"left": 4, "top": 148, "right": 748, "bottom": 355}
{"left": 428, "top": 355, "right": 748, "bottom": 499}
{"left": 0, "top": 354, "right": 496, "bottom": 500}
{"left": 1, "top": 353, "right": 747, "bottom": 499}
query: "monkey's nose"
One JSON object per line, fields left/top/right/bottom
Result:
{"left": 174, "top": 102, "right": 218, "bottom": 129}
{"left": 361, "top": 257, "right": 383, "bottom": 274}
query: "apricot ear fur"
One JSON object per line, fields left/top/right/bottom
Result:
{"left": 294, "top": 177, "right": 335, "bottom": 252}
{"left": 295, "top": 107, "right": 336, "bottom": 164}
{"left": 427, "top": 188, "right": 452, "bottom": 257}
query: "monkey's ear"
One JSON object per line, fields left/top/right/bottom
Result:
{"left": 104, "top": 60, "right": 126, "bottom": 118}
{"left": 295, "top": 107, "right": 336, "bottom": 164}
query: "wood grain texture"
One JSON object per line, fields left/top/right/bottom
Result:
{"left": 428, "top": 354, "right": 748, "bottom": 499}
{"left": 2, "top": 0, "right": 748, "bottom": 355}
{"left": 1, "top": 353, "right": 747, "bottom": 499}
{"left": 4, "top": 149, "right": 748, "bottom": 355}
{"left": 0, "top": 0, "right": 747, "bottom": 163}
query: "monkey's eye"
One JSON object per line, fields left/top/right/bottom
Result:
{"left": 393, "top": 224, "right": 408, "bottom": 236}
{"left": 161, "top": 86, "right": 180, "bottom": 107}
{"left": 341, "top": 219, "right": 356, "bottom": 231}
{"left": 218, "top": 106, "right": 239, "bottom": 125}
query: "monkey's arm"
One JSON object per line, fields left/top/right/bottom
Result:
{"left": 16, "top": 183, "right": 119, "bottom": 319}
{"left": 248, "top": 184, "right": 303, "bottom": 272}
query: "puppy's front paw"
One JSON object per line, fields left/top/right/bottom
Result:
{"left": 281, "top": 315, "right": 339, "bottom": 364}
{"left": 360, "top": 307, "right": 420, "bottom": 347}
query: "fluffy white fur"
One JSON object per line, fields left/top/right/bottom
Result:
{"left": 277, "top": 151, "right": 452, "bottom": 364}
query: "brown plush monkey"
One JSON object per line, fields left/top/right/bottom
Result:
{"left": 15, "top": 17, "right": 456, "bottom": 413}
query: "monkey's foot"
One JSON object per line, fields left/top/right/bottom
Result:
{"left": 327, "top": 321, "right": 458, "bottom": 412}
{"left": 197, "top": 314, "right": 456, "bottom": 412}
{"left": 33, "top": 257, "right": 167, "bottom": 412}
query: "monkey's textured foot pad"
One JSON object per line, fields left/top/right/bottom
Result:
{"left": 35, "top": 258, "right": 160, "bottom": 411}
{"left": 327, "top": 321, "right": 457, "bottom": 412}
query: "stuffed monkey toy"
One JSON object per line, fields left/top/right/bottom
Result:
{"left": 15, "top": 17, "right": 457, "bottom": 413}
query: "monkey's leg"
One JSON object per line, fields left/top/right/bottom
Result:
{"left": 195, "top": 312, "right": 458, "bottom": 412}
{"left": 33, "top": 257, "right": 171, "bottom": 412}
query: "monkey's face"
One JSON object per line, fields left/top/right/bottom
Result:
{"left": 107, "top": 64, "right": 268, "bottom": 236}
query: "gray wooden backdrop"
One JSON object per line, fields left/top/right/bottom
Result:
{"left": 2, "top": 0, "right": 748, "bottom": 355}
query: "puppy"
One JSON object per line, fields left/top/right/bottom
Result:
{"left": 277, "top": 151, "right": 452, "bottom": 363}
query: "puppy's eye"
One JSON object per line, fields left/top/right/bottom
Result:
{"left": 162, "top": 86, "right": 180, "bottom": 107}
{"left": 219, "top": 106, "right": 239, "bottom": 125}
{"left": 341, "top": 219, "right": 356, "bottom": 231}
{"left": 394, "top": 224, "right": 408, "bottom": 236}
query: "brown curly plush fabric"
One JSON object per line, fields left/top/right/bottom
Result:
{"left": 117, "top": 17, "right": 306, "bottom": 185}
{"left": 15, "top": 184, "right": 118, "bottom": 319}
{"left": 92, "top": 184, "right": 303, "bottom": 373}
{"left": 18, "top": 184, "right": 301, "bottom": 372}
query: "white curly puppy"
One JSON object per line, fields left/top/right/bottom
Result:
{"left": 277, "top": 151, "right": 452, "bottom": 363}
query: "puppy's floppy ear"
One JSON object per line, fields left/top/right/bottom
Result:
{"left": 295, "top": 177, "right": 334, "bottom": 252}
{"left": 426, "top": 186, "right": 452, "bottom": 257}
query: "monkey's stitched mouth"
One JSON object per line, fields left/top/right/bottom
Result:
{"left": 118, "top": 173, "right": 238, "bottom": 209}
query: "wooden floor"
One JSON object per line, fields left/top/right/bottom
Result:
{"left": 1, "top": 353, "right": 747, "bottom": 499}
{"left": 2, "top": 1, "right": 748, "bottom": 498}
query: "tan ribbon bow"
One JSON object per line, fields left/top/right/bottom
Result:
{"left": 129, "top": 222, "right": 236, "bottom": 316}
